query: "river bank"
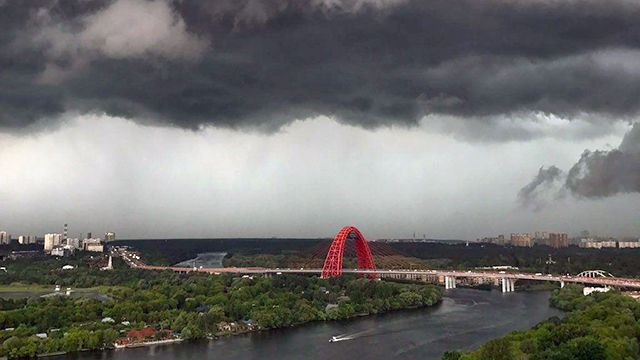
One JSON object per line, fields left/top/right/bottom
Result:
{"left": 451, "top": 286, "right": 640, "bottom": 360}
{"left": 52, "top": 289, "right": 562, "bottom": 360}
{"left": 0, "top": 270, "right": 442, "bottom": 358}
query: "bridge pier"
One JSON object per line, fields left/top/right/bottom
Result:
{"left": 445, "top": 276, "right": 456, "bottom": 289}
{"left": 560, "top": 280, "right": 565, "bottom": 289}
{"left": 501, "top": 278, "right": 515, "bottom": 293}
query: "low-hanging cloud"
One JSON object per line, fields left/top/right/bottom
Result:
{"left": 521, "top": 123, "right": 640, "bottom": 204}
{"left": 3, "top": 0, "right": 640, "bottom": 133}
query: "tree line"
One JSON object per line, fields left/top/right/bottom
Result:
{"left": 443, "top": 285, "right": 640, "bottom": 360}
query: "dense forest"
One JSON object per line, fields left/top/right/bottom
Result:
{"left": 443, "top": 286, "right": 640, "bottom": 360}
{"left": 0, "top": 256, "right": 441, "bottom": 358}
{"left": 391, "top": 243, "right": 640, "bottom": 276}
{"left": 111, "top": 238, "right": 324, "bottom": 266}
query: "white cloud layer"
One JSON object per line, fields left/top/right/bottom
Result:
{"left": 0, "top": 113, "right": 637, "bottom": 239}
{"left": 32, "top": 0, "right": 207, "bottom": 83}
{"left": 79, "top": 0, "right": 206, "bottom": 60}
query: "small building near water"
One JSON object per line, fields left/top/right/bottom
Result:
{"left": 114, "top": 327, "right": 173, "bottom": 347}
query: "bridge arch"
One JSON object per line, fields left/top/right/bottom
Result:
{"left": 576, "top": 270, "right": 614, "bottom": 278}
{"left": 321, "top": 226, "right": 376, "bottom": 278}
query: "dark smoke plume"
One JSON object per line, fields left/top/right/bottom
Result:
{"left": 521, "top": 123, "right": 640, "bottom": 205}
{"left": 565, "top": 124, "right": 640, "bottom": 198}
{"left": 518, "top": 166, "right": 563, "bottom": 209}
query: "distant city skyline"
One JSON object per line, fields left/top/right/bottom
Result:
{"left": 1, "top": 218, "right": 639, "bottom": 242}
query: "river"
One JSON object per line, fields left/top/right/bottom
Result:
{"left": 59, "top": 289, "right": 562, "bottom": 360}
{"left": 173, "top": 252, "right": 227, "bottom": 268}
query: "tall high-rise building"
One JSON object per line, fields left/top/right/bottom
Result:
{"left": 0, "top": 231, "right": 11, "bottom": 245}
{"left": 533, "top": 231, "right": 549, "bottom": 245}
{"left": 547, "top": 233, "right": 569, "bottom": 248}
{"left": 104, "top": 232, "right": 116, "bottom": 242}
{"left": 510, "top": 233, "right": 533, "bottom": 247}
{"left": 86, "top": 232, "right": 92, "bottom": 240}
{"left": 17, "top": 235, "right": 36, "bottom": 245}
{"left": 44, "top": 233, "right": 63, "bottom": 252}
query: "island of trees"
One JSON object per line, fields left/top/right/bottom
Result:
{"left": 0, "top": 255, "right": 442, "bottom": 358}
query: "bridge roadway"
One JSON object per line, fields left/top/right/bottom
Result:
{"left": 131, "top": 264, "right": 640, "bottom": 290}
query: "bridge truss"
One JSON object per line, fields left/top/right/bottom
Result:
{"left": 576, "top": 270, "right": 614, "bottom": 278}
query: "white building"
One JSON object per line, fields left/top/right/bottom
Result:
{"left": 104, "top": 232, "right": 116, "bottom": 242}
{"left": 583, "top": 287, "right": 611, "bottom": 296}
{"left": 0, "top": 231, "right": 11, "bottom": 245}
{"left": 18, "top": 235, "right": 37, "bottom": 245}
{"left": 579, "top": 239, "right": 617, "bottom": 249}
{"left": 65, "top": 238, "right": 82, "bottom": 250}
{"left": 83, "top": 238, "right": 104, "bottom": 252}
{"left": 579, "top": 239, "right": 640, "bottom": 249}
{"left": 44, "top": 234, "right": 63, "bottom": 252}
{"left": 618, "top": 241, "right": 640, "bottom": 249}
{"left": 50, "top": 246, "right": 66, "bottom": 257}
{"left": 51, "top": 244, "right": 76, "bottom": 257}
{"left": 85, "top": 243, "right": 104, "bottom": 252}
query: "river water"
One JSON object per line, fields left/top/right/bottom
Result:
{"left": 173, "top": 252, "right": 227, "bottom": 268}
{"left": 60, "top": 289, "right": 562, "bottom": 360}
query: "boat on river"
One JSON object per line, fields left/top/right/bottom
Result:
{"left": 329, "top": 335, "right": 351, "bottom": 343}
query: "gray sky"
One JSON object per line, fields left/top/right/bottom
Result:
{"left": 1, "top": 0, "right": 640, "bottom": 239}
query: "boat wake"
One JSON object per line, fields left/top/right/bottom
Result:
{"left": 329, "top": 334, "right": 354, "bottom": 343}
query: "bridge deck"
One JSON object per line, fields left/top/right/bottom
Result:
{"left": 116, "top": 247, "right": 640, "bottom": 289}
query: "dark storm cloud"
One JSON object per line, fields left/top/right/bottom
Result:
{"left": 3, "top": 0, "right": 640, "bottom": 132}
{"left": 522, "top": 123, "right": 640, "bottom": 202}
{"left": 518, "top": 165, "right": 562, "bottom": 209}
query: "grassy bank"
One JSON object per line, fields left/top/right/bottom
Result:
{"left": 443, "top": 285, "right": 640, "bottom": 360}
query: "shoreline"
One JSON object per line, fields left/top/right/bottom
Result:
{"left": 44, "top": 294, "right": 445, "bottom": 359}
{"left": 209, "top": 296, "right": 444, "bottom": 339}
{"left": 114, "top": 338, "right": 184, "bottom": 349}
{"left": 64, "top": 289, "right": 560, "bottom": 360}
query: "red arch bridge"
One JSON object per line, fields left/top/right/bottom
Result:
{"left": 118, "top": 226, "right": 640, "bottom": 292}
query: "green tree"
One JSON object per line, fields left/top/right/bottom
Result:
{"left": 569, "top": 337, "right": 605, "bottom": 360}
{"left": 479, "top": 338, "right": 514, "bottom": 360}
{"left": 442, "top": 350, "right": 463, "bottom": 360}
